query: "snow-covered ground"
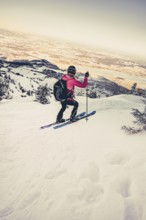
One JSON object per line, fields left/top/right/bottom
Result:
{"left": 0, "top": 95, "right": 146, "bottom": 220}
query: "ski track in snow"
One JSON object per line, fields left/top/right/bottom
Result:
{"left": 0, "top": 95, "right": 146, "bottom": 220}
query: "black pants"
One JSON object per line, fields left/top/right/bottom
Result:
{"left": 57, "top": 100, "right": 79, "bottom": 120}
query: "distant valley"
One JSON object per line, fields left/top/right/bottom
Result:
{"left": 0, "top": 29, "right": 146, "bottom": 89}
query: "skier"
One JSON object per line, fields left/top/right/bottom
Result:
{"left": 56, "top": 65, "right": 89, "bottom": 123}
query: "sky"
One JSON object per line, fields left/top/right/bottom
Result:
{"left": 0, "top": 0, "right": 146, "bottom": 61}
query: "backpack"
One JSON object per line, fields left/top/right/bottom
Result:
{"left": 53, "top": 79, "right": 68, "bottom": 102}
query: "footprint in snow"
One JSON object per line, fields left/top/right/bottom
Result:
{"left": 19, "top": 191, "right": 41, "bottom": 210}
{"left": 106, "top": 152, "right": 129, "bottom": 165}
{"left": 45, "top": 168, "right": 67, "bottom": 180}
{"left": 0, "top": 207, "right": 14, "bottom": 218}
{"left": 112, "top": 176, "right": 131, "bottom": 198}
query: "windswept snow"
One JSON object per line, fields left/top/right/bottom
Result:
{"left": 0, "top": 95, "right": 146, "bottom": 220}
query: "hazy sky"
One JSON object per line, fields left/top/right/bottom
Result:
{"left": 0, "top": 0, "right": 146, "bottom": 60}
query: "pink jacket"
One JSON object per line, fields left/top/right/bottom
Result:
{"left": 62, "top": 74, "right": 88, "bottom": 100}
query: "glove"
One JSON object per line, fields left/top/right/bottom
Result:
{"left": 85, "top": 72, "right": 89, "bottom": 77}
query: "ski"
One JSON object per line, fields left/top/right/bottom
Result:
{"left": 40, "top": 112, "right": 86, "bottom": 129}
{"left": 54, "top": 110, "right": 96, "bottom": 129}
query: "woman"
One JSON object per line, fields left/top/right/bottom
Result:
{"left": 56, "top": 65, "right": 89, "bottom": 123}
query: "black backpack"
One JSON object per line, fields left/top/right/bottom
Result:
{"left": 53, "top": 79, "right": 68, "bottom": 102}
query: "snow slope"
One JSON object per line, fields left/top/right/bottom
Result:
{"left": 0, "top": 95, "right": 146, "bottom": 220}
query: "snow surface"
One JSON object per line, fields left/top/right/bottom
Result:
{"left": 0, "top": 95, "right": 146, "bottom": 220}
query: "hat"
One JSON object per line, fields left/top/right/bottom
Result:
{"left": 67, "top": 66, "right": 76, "bottom": 75}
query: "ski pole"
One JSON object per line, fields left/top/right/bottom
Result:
{"left": 86, "top": 85, "right": 88, "bottom": 121}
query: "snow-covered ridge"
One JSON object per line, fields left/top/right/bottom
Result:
{"left": 0, "top": 58, "right": 129, "bottom": 101}
{"left": 0, "top": 58, "right": 63, "bottom": 100}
